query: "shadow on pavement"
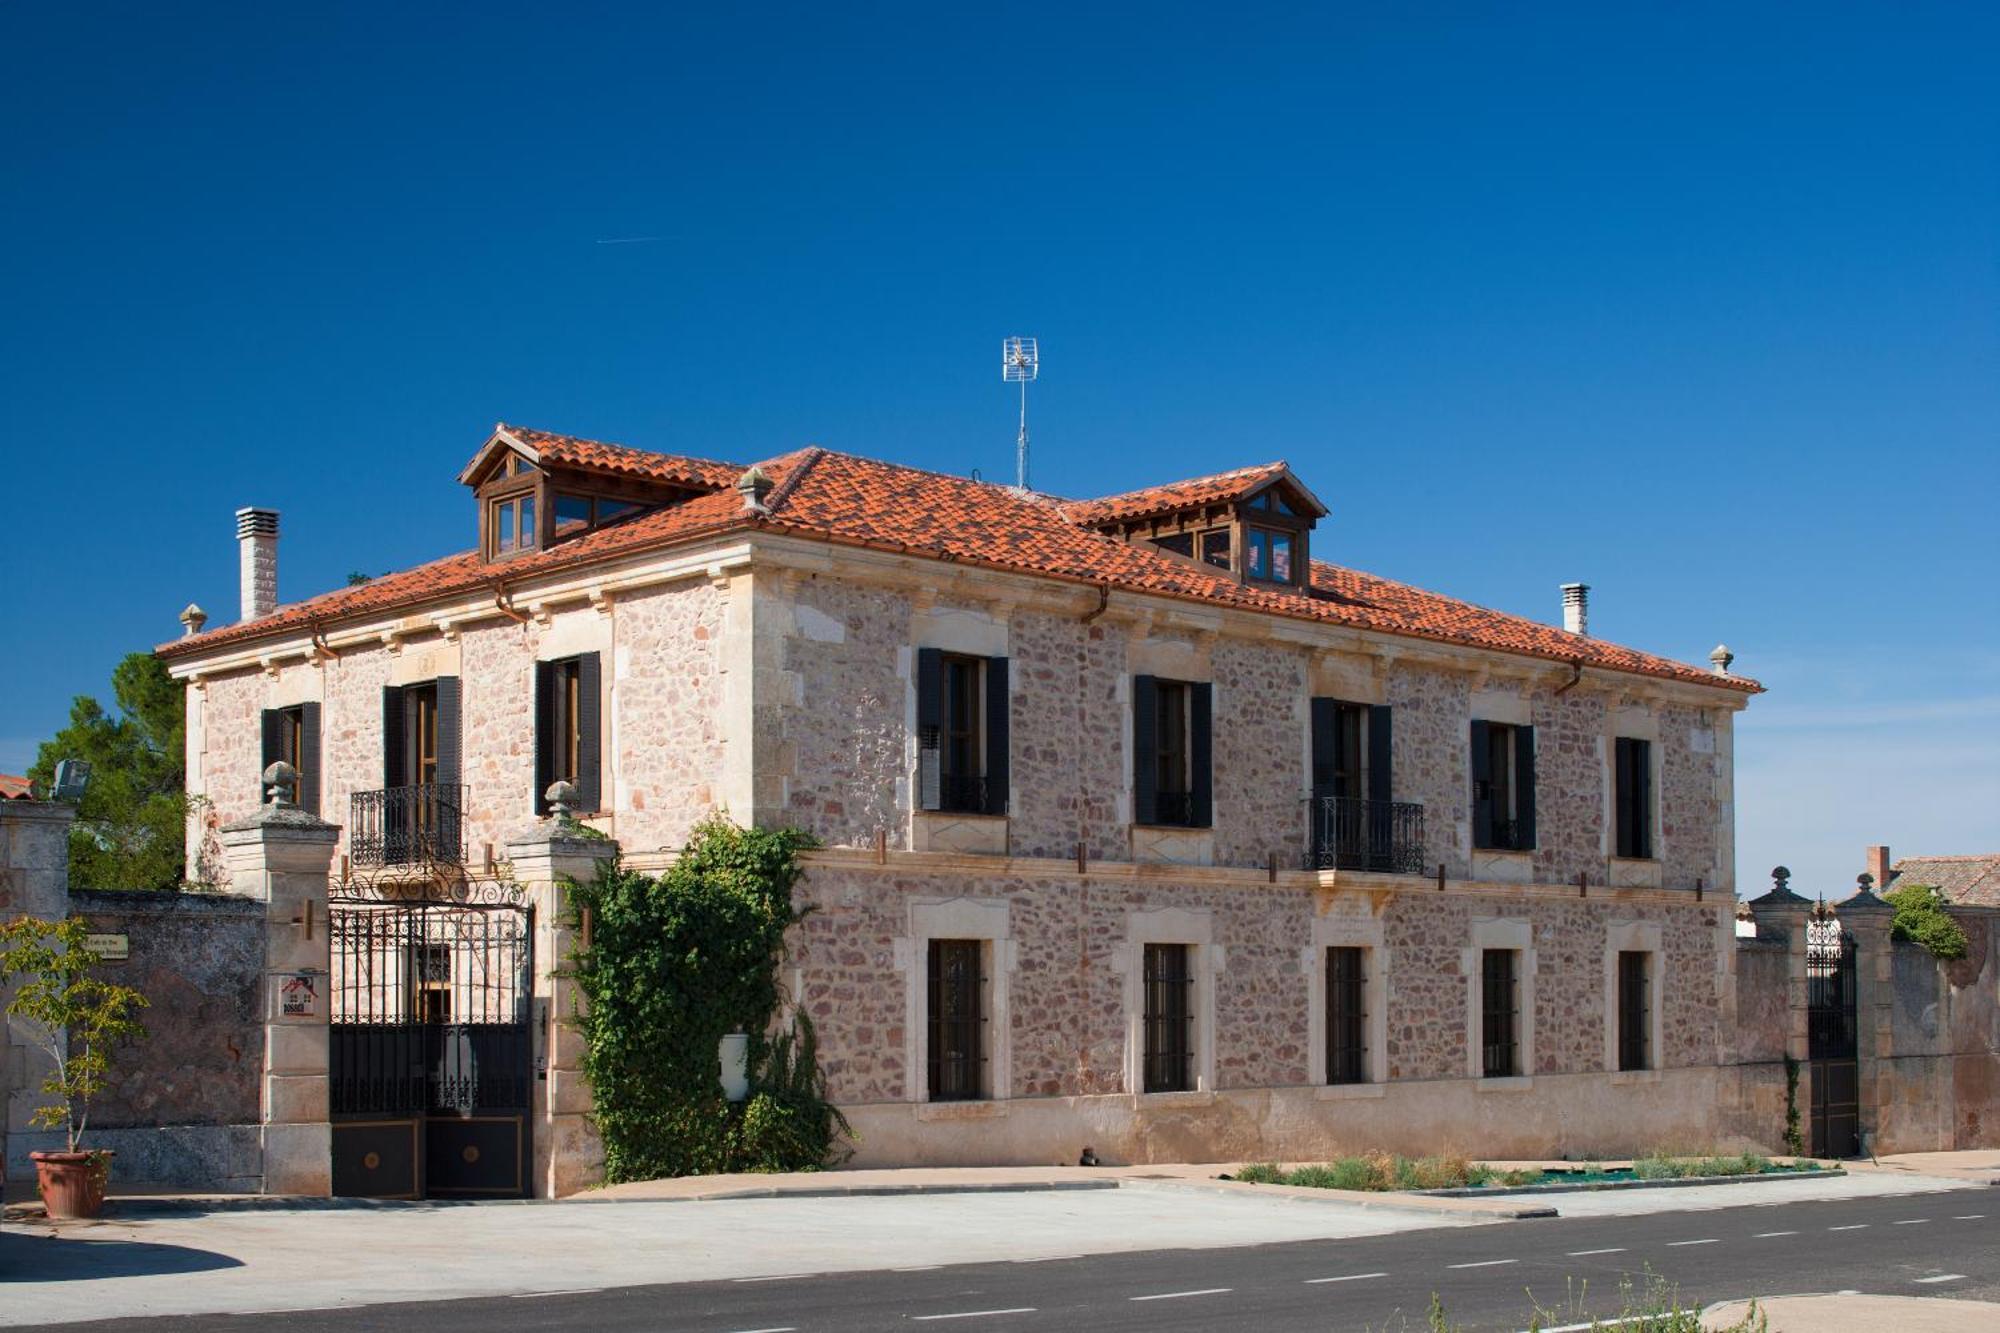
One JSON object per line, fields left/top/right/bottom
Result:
{"left": 0, "top": 1230, "right": 243, "bottom": 1282}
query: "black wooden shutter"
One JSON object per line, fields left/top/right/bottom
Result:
{"left": 1189, "top": 681, "right": 1214, "bottom": 829}
{"left": 1513, "top": 723, "right": 1537, "bottom": 851}
{"left": 1614, "top": 737, "right": 1634, "bottom": 857}
{"left": 1310, "top": 698, "right": 1337, "bottom": 794}
{"left": 1367, "top": 704, "right": 1393, "bottom": 807}
{"left": 1469, "top": 720, "right": 1492, "bottom": 849}
{"left": 983, "top": 655, "right": 1009, "bottom": 815}
{"left": 1132, "top": 675, "right": 1159, "bottom": 825}
{"left": 916, "top": 647, "right": 943, "bottom": 811}
{"left": 297, "top": 702, "right": 322, "bottom": 817}
{"left": 1617, "top": 737, "right": 1650, "bottom": 859}
{"left": 434, "top": 676, "right": 462, "bottom": 792}
{"left": 576, "top": 652, "right": 603, "bottom": 814}
{"left": 533, "top": 660, "right": 557, "bottom": 815}
{"left": 382, "top": 687, "right": 407, "bottom": 789}
{"left": 260, "top": 708, "right": 285, "bottom": 778}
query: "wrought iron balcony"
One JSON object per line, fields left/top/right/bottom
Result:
{"left": 1306, "top": 796, "right": 1426, "bottom": 874}
{"left": 350, "top": 784, "right": 468, "bottom": 868}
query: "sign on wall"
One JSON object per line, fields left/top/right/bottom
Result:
{"left": 279, "top": 972, "right": 322, "bottom": 1019}
{"left": 83, "top": 933, "right": 129, "bottom": 961}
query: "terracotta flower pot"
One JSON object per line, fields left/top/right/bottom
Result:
{"left": 31, "top": 1150, "right": 112, "bottom": 1220}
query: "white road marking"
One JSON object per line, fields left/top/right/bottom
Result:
{"left": 1953, "top": 1214, "right": 1985, "bottom": 1220}
{"left": 1130, "top": 1288, "right": 1232, "bottom": 1301}
{"left": 1567, "top": 1248, "right": 1627, "bottom": 1256}
{"left": 1753, "top": 1231, "right": 1799, "bottom": 1238}
{"left": 1915, "top": 1274, "right": 1967, "bottom": 1285}
{"left": 727, "top": 1327, "right": 799, "bottom": 1333}
{"left": 1448, "top": 1259, "right": 1518, "bottom": 1269}
{"left": 509, "top": 1289, "right": 604, "bottom": 1299}
{"left": 1893, "top": 1218, "right": 1930, "bottom": 1225}
{"left": 1828, "top": 1223, "right": 1869, "bottom": 1231}
{"left": 911, "top": 1310, "right": 1037, "bottom": 1321}
{"left": 734, "top": 1274, "right": 815, "bottom": 1283}
{"left": 1667, "top": 1238, "right": 1719, "bottom": 1247}
{"left": 1305, "top": 1272, "right": 1388, "bottom": 1284}
{"left": 895, "top": 1265, "right": 944, "bottom": 1272}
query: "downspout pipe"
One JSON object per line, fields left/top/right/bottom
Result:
{"left": 1553, "top": 658, "right": 1584, "bottom": 696}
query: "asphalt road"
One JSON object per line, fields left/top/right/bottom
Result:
{"left": 18, "top": 1187, "right": 1997, "bottom": 1332}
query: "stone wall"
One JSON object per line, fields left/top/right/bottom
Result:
{"left": 1209, "top": 637, "right": 1310, "bottom": 870}
{"left": 1005, "top": 611, "right": 1128, "bottom": 862}
{"left": 615, "top": 579, "right": 729, "bottom": 853}
{"left": 1876, "top": 911, "right": 2000, "bottom": 1152}
{"left": 1385, "top": 664, "right": 1473, "bottom": 876}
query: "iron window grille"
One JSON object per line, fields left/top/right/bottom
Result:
{"left": 1142, "top": 943, "right": 1195, "bottom": 1093}
{"left": 1481, "top": 948, "right": 1519, "bottom": 1078}
{"left": 1326, "top": 946, "right": 1368, "bottom": 1085}
{"left": 1617, "top": 950, "right": 1651, "bottom": 1071}
{"left": 927, "top": 939, "right": 985, "bottom": 1101}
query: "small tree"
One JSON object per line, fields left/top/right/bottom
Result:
{"left": 0, "top": 917, "right": 148, "bottom": 1154}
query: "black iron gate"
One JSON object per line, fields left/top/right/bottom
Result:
{"left": 329, "top": 878, "right": 535, "bottom": 1198}
{"left": 1806, "top": 915, "right": 1860, "bottom": 1158}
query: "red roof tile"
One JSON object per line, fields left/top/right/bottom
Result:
{"left": 161, "top": 433, "right": 1759, "bottom": 694}
{"left": 1060, "top": 461, "right": 1305, "bottom": 527}
{"left": 495, "top": 424, "right": 743, "bottom": 490}
{"left": 0, "top": 773, "right": 34, "bottom": 800}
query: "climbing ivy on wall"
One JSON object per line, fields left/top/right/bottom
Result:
{"left": 566, "top": 817, "right": 849, "bottom": 1182}
{"left": 1883, "top": 884, "right": 1970, "bottom": 961}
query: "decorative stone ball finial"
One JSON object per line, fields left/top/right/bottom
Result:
{"left": 1710, "top": 644, "right": 1734, "bottom": 676}
{"left": 180, "top": 603, "right": 209, "bottom": 637}
{"left": 545, "top": 780, "right": 579, "bottom": 822}
{"left": 263, "top": 761, "right": 300, "bottom": 808}
{"left": 1858, "top": 872, "right": 1875, "bottom": 891}
{"left": 1770, "top": 865, "right": 1791, "bottom": 895}
{"left": 737, "top": 466, "right": 775, "bottom": 515}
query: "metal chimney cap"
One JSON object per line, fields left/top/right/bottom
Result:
{"left": 1710, "top": 644, "right": 1735, "bottom": 675}
{"left": 179, "top": 603, "right": 209, "bottom": 637}
{"left": 235, "top": 507, "right": 280, "bottom": 538}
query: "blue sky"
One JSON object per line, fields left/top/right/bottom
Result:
{"left": 2, "top": 4, "right": 1994, "bottom": 895}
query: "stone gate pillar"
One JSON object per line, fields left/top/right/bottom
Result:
{"left": 508, "top": 796, "right": 618, "bottom": 1199}
{"left": 1, "top": 800, "right": 75, "bottom": 1182}
{"left": 219, "top": 764, "right": 338, "bottom": 1196}
{"left": 1837, "top": 876, "right": 1896, "bottom": 1155}
{"left": 1746, "top": 867, "right": 1813, "bottom": 1151}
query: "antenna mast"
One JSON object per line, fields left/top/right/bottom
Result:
{"left": 1002, "top": 336, "right": 1038, "bottom": 491}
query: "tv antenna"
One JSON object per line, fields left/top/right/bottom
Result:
{"left": 1002, "top": 336, "right": 1038, "bottom": 491}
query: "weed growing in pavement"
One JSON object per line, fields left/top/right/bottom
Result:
{"left": 1226, "top": 1153, "right": 1544, "bottom": 1192}
{"left": 1630, "top": 1152, "right": 1774, "bottom": 1180}
{"left": 1368, "top": 1270, "right": 1768, "bottom": 1331}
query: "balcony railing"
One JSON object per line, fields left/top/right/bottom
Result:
{"left": 935, "top": 773, "right": 991, "bottom": 815}
{"left": 1306, "top": 796, "right": 1426, "bottom": 874}
{"left": 350, "top": 784, "right": 468, "bottom": 867}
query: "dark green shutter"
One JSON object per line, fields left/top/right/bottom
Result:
{"left": 1469, "top": 720, "right": 1492, "bottom": 849}
{"left": 1367, "top": 704, "right": 1393, "bottom": 806}
{"left": 434, "top": 676, "right": 462, "bottom": 793}
{"left": 1189, "top": 681, "right": 1214, "bottom": 829}
{"left": 1513, "top": 723, "right": 1537, "bottom": 851}
{"left": 576, "top": 652, "right": 603, "bottom": 814}
{"left": 260, "top": 708, "right": 285, "bottom": 776}
{"left": 297, "top": 703, "right": 321, "bottom": 817}
{"left": 983, "top": 656, "right": 1009, "bottom": 815}
{"left": 1310, "top": 698, "right": 1337, "bottom": 795}
{"left": 1132, "top": 675, "right": 1159, "bottom": 825}
{"left": 533, "top": 660, "right": 557, "bottom": 815}
{"left": 916, "top": 647, "right": 943, "bottom": 811}
{"left": 382, "top": 687, "right": 407, "bottom": 789}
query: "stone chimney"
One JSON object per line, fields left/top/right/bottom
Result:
{"left": 1560, "top": 582, "right": 1589, "bottom": 637}
{"left": 1866, "top": 844, "right": 1893, "bottom": 894}
{"left": 236, "top": 507, "right": 279, "bottom": 622}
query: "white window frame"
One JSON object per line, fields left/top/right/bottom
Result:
{"left": 1604, "top": 919, "right": 1664, "bottom": 1081}
{"left": 894, "top": 897, "right": 1015, "bottom": 1106}
{"left": 1462, "top": 916, "right": 1535, "bottom": 1088}
{"left": 1303, "top": 913, "right": 1388, "bottom": 1096}
{"left": 1119, "top": 906, "right": 1221, "bottom": 1098}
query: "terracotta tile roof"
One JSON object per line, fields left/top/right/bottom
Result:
{"left": 1888, "top": 855, "right": 2000, "bottom": 908}
{"left": 497, "top": 424, "right": 743, "bottom": 490}
{"left": 0, "top": 773, "right": 34, "bottom": 800}
{"left": 160, "top": 432, "right": 1760, "bottom": 694}
{"left": 1060, "top": 461, "right": 1300, "bottom": 527}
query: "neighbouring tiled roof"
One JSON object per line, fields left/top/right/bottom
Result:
{"left": 160, "top": 430, "right": 1761, "bottom": 693}
{"left": 0, "top": 773, "right": 34, "bottom": 800}
{"left": 1888, "top": 855, "right": 2000, "bottom": 908}
{"left": 1059, "top": 461, "right": 1298, "bottom": 527}
{"left": 498, "top": 424, "right": 744, "bottom": 490}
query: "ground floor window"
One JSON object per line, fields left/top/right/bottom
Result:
{"left": 1481, "top": 948, "right": 1519, "bottom": 1078}
{"left": 927, "top": 938, "right": 985, "bottom": 1101}
{"left": 1617, "top": 949, "right": 1652, "bottom": 1072}
{"left": 1142, "top": 943, "right": 1195, "bottom": 1093}
{"left": 1326, "top": 946, "right": 1368, "bottom": 1085}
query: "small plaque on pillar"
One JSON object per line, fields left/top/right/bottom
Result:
{"left": 279, "top": 971, "right": 323, "bottom": 1019}
{"left": 83, "top": 933, "right": 129, "bottom": 961}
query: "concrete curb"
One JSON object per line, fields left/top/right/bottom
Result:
{"left": 1419, "top": 1166, "right": 1848, "bottom": 1198}
{"left": 565, "top": 1179, "right": 1123, "bottom": 1204}
{"left": 1117, "top": 1176, "right": 1557, "bottom": 1220}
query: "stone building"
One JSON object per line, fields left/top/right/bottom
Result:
{"left": 160, "top": 423, "right": 1765, "bottom": 1174}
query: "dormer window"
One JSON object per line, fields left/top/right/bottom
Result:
{"left": 1075, "top": 464, "right": 1326, "bottom": 590}
{"left": 491, "top": 494, "right": 537, "bottom": 556}
{"left": 553, "top": 493, "right": 645, "bottom": 539}
{"left": 1246, "top": 526, "right": 1294, "bottom": 583}
{"left": 1200, "top": 529, "right": 1232, "bottom": 570}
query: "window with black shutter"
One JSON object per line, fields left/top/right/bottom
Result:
{"left": 916, "top": 650, "right": 1010, "bottom": 816}
{"left": 1326, "top": 946, "right": 1368, "bottom": 1085}
{"left": 1481, "top": 948, "right": 1520, "bottom": 1078}
{"left": 535, "top": 653, "right": 603, "bottom": 814}
{"left": 1133, "top": 677, "right": 1212, "bottom": 828}
{"left": 376, "top": 679, "right": 462, "bottom": 865}
{"left": 927, "top": 939, "right": 985, "bottom": 1101}
{"left": 1614, "top": 737, "right": 1653, "bottom": 860}
{"left": 1471, "top": 721, "right": 1536, "bottom": 851}
{"left": 1617, "top": 950, "right": 1651, "bottom": 1071}
{"left": 259, "top": 703, "right": 321, "bottom": 814}
{"left": 1142, "top": 943, "right": 1195, "bottom": 1092}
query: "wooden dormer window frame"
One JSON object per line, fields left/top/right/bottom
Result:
{"left": 1119, "top": 482, "right": 1314, "bottom": 587}
{"left": 473, "top": 447, "right": 691, "bottom": 563}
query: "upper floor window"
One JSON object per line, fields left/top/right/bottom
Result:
{"left": 1614, "top": 737, "right": 1654, "bottom": 860}
{"left": 553, "top": 493, "right": 645, "bottom": 540}
{"left": 536, "top": 654, "right": 603, "bottom": 814}
{"left": 1200, "top": 528, "right": 1231, "bottom": 570}
{"left": 260, "top": 702, "right": 321, "bottom": 815}
{"left": 917, "top": 648, "right": 1010, "bottom": 816}
{"left": 1246, "top": 488, "right": 1295, "bottom": 515}
{"left": 1245, "top": 526, "right": 1296, "bottom": 584}
{"left": 491, "top": 494, "right": 537, "bottom": 557}
{"left": 1471, "top": 720, "right": 1537, "bottom": 852}
{"left": 1133, "top": 676, "right": 1212, "bottom": 828}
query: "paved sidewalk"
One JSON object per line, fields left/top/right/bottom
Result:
{"left": 1704, "top": 1293, "right": 2000, "bottom": 1331}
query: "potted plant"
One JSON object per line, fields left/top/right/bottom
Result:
{"left": 0, "top": 915, "right": 147, "bottom": 1219}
